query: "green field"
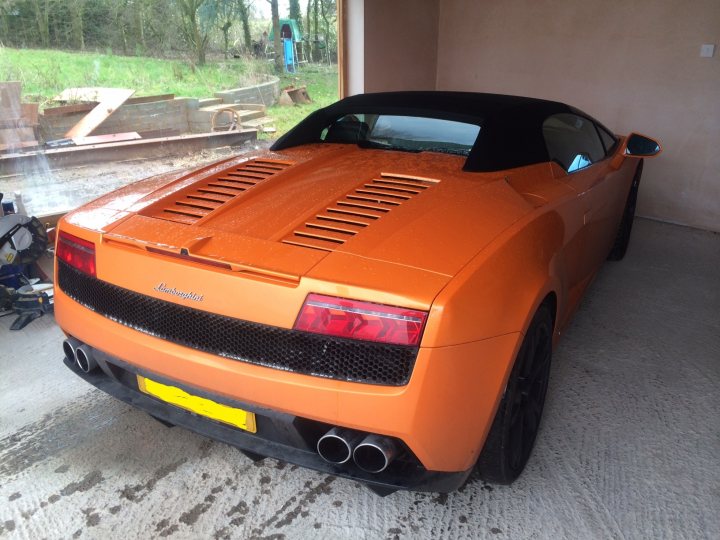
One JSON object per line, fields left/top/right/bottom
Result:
{"left": 0, "top": 47, "right": 338, "bottom": 136}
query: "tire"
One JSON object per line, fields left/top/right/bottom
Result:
{"left": 476, "top": 303, "right": 553, "bottom": 484}
{"left": 607, "top": 159, "right": 643, "bottom": 261}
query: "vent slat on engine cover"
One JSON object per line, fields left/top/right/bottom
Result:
{"left": 283, "top": 173, "right": 439, "bottom": 252}
{"left": 146, "top": 159, "right": 293, "bottom": 225}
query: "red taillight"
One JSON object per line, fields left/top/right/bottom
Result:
{"left": 57, "top": 231, "right": 96, "bottom": 277}
{"left": 294, "top": 293, "right": 428, "bottom": 347}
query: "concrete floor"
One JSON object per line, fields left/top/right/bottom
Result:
{"left": 1, "top": 218, "right": 718, "bottom": 540}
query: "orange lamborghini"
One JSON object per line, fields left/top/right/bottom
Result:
{"left": 54, "top": 92, "right": 661, "bottom": 494}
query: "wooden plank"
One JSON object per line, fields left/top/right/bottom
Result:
{"left": 45, "top": 93, "right": 176, "bottom": 116}
{"left": 0, "top": 129, "right": 257, "bottom": 175}
{"left": 126, "top": 94, "right": 175, "bottom": 105}
{"left": 0, "top": 127, "right": 36, "bottom": 143}
{"left": 138, "top": 128, "right": 181, "bottom": 139}
{"left": 72, "top": 132, "right": 141, "bottom": 146}
{"left": 0, "top": 82, "right": 22, "bottom": 121}
{"left": 0, "top": 140, "right": 40, "bottom": 153}
{"left": 232, "top": 103, "right": 267, "bottom": 112}
{"left": 42, "top": 102, "right": 98, "bottom": 116}
{"left": 21, "top": 103, "right": 39, "bottom": 125}
{"left": 64, "top": 89, "right": 135, "bottom": 139}
{"left": 0, "top": 118, "right": 32, "bottom": 129}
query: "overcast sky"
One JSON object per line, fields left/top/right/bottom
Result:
{"left": 254, "top": 0, "right": 293, "bottom": 19}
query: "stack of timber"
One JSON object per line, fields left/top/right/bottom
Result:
{"left": 40, "top": 91, "right": 187, "bottom": 142}
{"left": 39, "top": 89, "right": 275, "bottom": 141}
{"left": 0, "top": 85, "right": 282, "bottom": 174}
{"left": 0, "top": 82, "right": 40, "bottom": 153}
{"left": 2, "top": 88, "right": 259, "bottom": 175}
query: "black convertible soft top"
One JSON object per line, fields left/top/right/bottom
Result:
{"left": 271, "top": 91, "right": 598, "bottom": 172}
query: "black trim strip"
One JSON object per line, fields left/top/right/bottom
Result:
{"left": 57, "top": 260, "right": 417, "bottom": 386}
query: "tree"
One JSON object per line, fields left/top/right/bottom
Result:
{"left": 320, "top": 0, "right": 336, "bottom": 61}
{"left": 288, "top": 0, "right": 302, "bottom": 30}
{"left": 312, "top": 0, "right": 318, "bottom": 61}
{"left": 176, "top": 0, "right": 211, "bottom": 65}
{"left": 0, "top": 4, "right": 10, "bottom": 43}
{"left": 69, "top": 0, "right": 86, "bottom": 50}
{"left": 304, "top": 0, "right": 337, "bottom": 63}
{"left": 267, "top": 0, "right": 282, "bottom": 73}
{"left": 133, "top": 0, "right": 147, "bottom": 53}
{"left": 207, "top": 0, "right": 238, "bottom": 58}
{"left": 305, "top": 0, "right": 313, "bottom": 61}
{"left": 236, "top": 0, "right": 252, "bottom": 53}
{"left": 30, "top": 0, "right": 51, "bottom": 48}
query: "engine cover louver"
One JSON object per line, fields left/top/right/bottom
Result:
{"left": 147, "top": 158, "right": 293, "bottom": 225}
{"left": 283, "top": 173, "right": 440, "bottom": 251}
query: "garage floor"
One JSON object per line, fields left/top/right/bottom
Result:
{"left": 1, "top": 218, "right": 718, "bottom": 539}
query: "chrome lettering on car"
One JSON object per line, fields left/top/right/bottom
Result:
{"left": 153, "top": 283, "right": 204, "bottom": 302}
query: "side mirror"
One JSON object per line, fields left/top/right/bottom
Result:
{"left": 625, "top": 133, "right": 661, "bottom": 157}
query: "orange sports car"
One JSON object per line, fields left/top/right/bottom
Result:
{"left": 54, "top": 92, "right": 661, "bottom": 494}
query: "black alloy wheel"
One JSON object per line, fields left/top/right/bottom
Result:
{"left": 476, "top": 303, "right": 553, "bottom": 484}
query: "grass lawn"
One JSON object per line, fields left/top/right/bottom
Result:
{"left": 0, "top": 47, "right": 338, "bottom": 137}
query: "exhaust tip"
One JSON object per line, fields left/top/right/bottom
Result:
{"left": 75, "top": 345, "right": 97, "bottom": 373}
{"left": 317, "top": 428, "right": 361, "bottom": 465}
{"left": 353, "top": 435, "right": 397, "bottom": 474}
{"left": 62, "top": 339, "right": 77, "bottom": 364}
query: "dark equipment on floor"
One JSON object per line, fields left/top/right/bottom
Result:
{"left": 0, "top": 192, "right": 54, "bottom": 330}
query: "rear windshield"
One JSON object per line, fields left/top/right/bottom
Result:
{"left": 321, "top": 114, "right": 481, "bottom": 156}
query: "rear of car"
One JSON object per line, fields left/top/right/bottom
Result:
{"left": 54, "top": 91, "right": 660, "bottom": 493}
{"left": 54, "top": 147, "right": 527, "bottom": 493}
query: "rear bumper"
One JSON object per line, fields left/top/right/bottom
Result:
{"left": 56, "top": 282, "right": 523, "bottom": 473}
{"left": 63, "top": 349, "right": 471, "bottom": 493}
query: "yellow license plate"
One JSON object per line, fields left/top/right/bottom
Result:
{"left": 137, "top": 376, "right": 256, "bottom": 433}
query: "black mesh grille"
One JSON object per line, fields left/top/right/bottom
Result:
{"left": 57, "top": 260, "right": 417, "bottom": 385}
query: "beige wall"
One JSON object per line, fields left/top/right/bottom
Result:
{"left": 354, "top": 0, "right": 719, "bottom": 231}
{"left": 435, "top": 0, "right": 720, "bottom": 231}
{"left": 363, "top": 0, "right": 439, "bottom": 92}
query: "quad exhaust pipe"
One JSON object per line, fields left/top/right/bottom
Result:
{"left": 317, "top": 428, "right": 397, "bottom": 473}
{"left": 75, "top": 344, "right": 97, "bottom": 373}
{"left": 353, "top": 435, "right": 397, "bottom": 474}
{"left": 62, "top": 337, "right": 80, "bottom": 365}
{"left": 63, "top": 338, "right": 98, "bottom": 373}
{"left": 317, "top": 428, "right": 364, "bottom": 464}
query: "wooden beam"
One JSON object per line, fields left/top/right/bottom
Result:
{"left": 43, "top": 93, "right": 177, "bottom": 117}
{"left": 337, "top": 0, "right": 347, "bottom": 98}
{"left": 0, "top": 130, "right": 257, "bottom": 175}
{"left": 21, "top": 103, "right": 39, "bottom": 125}
{"left": 42, "top": 102, "right": 99, "bottom": 116}
{"left": 72, "top": 132, "right": 142, "bottom": 146}
{"left": 0, "top": 118, "right": 35, "bottom": 129}
{"left": 0, "top": 139, "right": 40, "bottom": 153}
{"left": 125, "top": 94, "right": 175, "bottom": 105}
{"left": 64, "top": 89, "right": 135, "bottom": 139}
{"left": 0, "top": 82, "right": 22, "bottom": 121}
{"left": 0, "top": 127, "right": 35, "bottom": 147}
{"left": 137, "top": 128, "right": 181, "bottom": 139}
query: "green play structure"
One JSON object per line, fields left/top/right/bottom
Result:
{"left": 268, "top": 19, "right": 304, "bottom": 43}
